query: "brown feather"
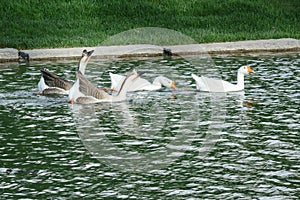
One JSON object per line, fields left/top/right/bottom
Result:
{"left": 42, "top": 88, "right": 66, "bottom": 95}
{"left": 77, "top": 71, "right": 111, "bottom": 100}
{"left": 41, "top": 69, "right": 73, "bottom": 90}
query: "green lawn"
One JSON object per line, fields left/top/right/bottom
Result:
{"left": 1, "top": 0, "right": 299, "bottom": 49}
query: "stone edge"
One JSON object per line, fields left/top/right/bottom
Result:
{"left": 1, "top": 38, "right": 300, "bottom": 62}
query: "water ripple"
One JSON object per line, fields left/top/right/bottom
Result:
{"left": 0, "top": 54, "right": 299, "bottom": 199}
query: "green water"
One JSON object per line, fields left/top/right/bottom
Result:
{"left": 0, "top": 53, "right": 299, "bottom": 199}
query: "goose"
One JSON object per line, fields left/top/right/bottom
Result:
{"left": 37, "top": 49, "right": 94, "bottom": 95}
{"left": 191, "top": 65, "right": 254, "bottom": 92}
{"left": 109, "top": 73, "right": 176, "bottom": 92}
{"left": 69, "top": 69, "right": 142, "bottom": 104}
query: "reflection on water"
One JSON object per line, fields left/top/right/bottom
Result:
{"left": 0, "top": 53, "right": 299, "bottom": 199}
{"left": 72, "top": 91, "right": 227, "bottom": 172}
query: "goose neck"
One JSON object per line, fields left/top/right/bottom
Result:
{"left": 78, "top": 60, "right": 87, "bottom": 75}
{"left": 237, "top": 71, "right": 245, "bottom": 89}
{"left": 114, "top": 74, "right": 135, "bottom": 101}
{"left": 153, "top": 77, "right": 162, "bottom": 86}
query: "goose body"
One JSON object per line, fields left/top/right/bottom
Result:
{"left": 69, "top": 69, "right": 141, "bottom": 104}
{"left": 192, "top": 65, "right": 254, "bottom": 92}
{"left": 38, "top": 70, "right": 73, "bottom": 94}
{"left": 109, "top": 73, "right": 176, "bottom": 91}
{"left": 37, "top": 49, "right": 94, "bottom": 95}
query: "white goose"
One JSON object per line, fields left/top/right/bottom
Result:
{"left": 191, "top": 65, "right": 254, "bottom": 92}
{"left": 109, "top": 73, "right": 176, "bottom": 92}
{"left": 69, "top": 69, "right": 142, "bottom": 104}
{"left": 37, "top": 49, "right": 94, "bottom": 95}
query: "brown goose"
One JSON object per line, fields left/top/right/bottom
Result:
{"left": 37, "top": 49, "right": 94, "bottom": 95}
{"left": 69, "top": 69, "right": 142, "bottom": 104}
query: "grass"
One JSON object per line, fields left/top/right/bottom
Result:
{"left": 1, "top": 0, "right": 300, "bottom": 49}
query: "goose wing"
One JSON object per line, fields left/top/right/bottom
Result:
{"left": 199, "top": 76, "right": 227, "bottom": 92}
{"left": 77, "top": 71, "right": 111, "bottom": 100}
{"left": 41, "top": 69, "right": 73, "bottom": 90}
{"left": 192, "top": 73, "right": 209, "bottom": 91}
{"left": 129, "top": 76, "right": 151, "bottom": 91}
{"left": 192, "top": 74, "right": 229, "bottom": 92}
{"left": 109, "top": 72, "right": 125, "bottom": 91}
{"left": 110, "top": 72, "right": 150, "bottom": 91}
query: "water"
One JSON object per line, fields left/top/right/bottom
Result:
{"left": 0, "top": 53, "right": 299, "bottom": 199}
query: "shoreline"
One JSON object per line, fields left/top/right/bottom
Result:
{"left": 1, "top": 38, "right": 300, "bottom": 62}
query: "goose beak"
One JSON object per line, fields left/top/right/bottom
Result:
{"left": 171, "top": 80, "right": 176, "bottom": 90}
{"left": 247, "top": 66, "right": 254, "bottom": 73}
{"left": 87, "top": 50, "right": 94, "bottom": 57}
{"left": 69, "top": 99, "right": 75, "bottom": 104}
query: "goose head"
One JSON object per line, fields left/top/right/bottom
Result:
{"left": 78, "top": 49, "right": 94, "bottom": 74}
{"left": 154, "top": 76, "right": 176, "bottom": 89}
{"left": 238, "top": 65, "right": 254, "bottom": 75}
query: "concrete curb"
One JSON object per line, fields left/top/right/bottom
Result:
{"left": 1, "top": 38, "right": 300, "bottom": 62}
